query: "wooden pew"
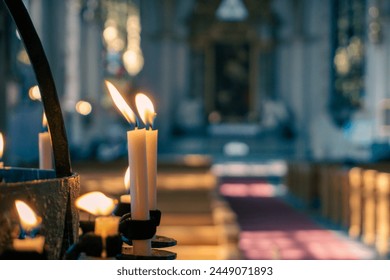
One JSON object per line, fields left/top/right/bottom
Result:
{"left": 349, "top": 167, "right": 363, "bottom": 239}
{"left": 376, "top": 172, "right": 390, "bottom": 258}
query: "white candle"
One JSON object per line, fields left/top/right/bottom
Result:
{"left": 13, "top": 236, "right": 45, "bottom": 253}
{"left": 0, "top": 132, "right": 4, "bottom": 168}
{"left": 145, "top": 129, "right": 158, "bottom": 210}
{"left": 14, "top": 200, "right": 45, "bottom": 253}
{"left": 128, "top": 128, "right": 151, "bottom": 255}
{"left": 95, "top": 216, "right": 120, "bottom": 237}
{"left": 136, "top": 93, "right": 158, "bottom": 210}
{"left": 95, "top": 213, "right": 120, "bottom": 258}
{"left": 106, "top": 81, "right": 151, "bottom": 256}
{"left": 39, "top": 113, "right": 53, "bottom": 169}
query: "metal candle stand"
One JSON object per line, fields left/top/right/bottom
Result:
{"left": 64, "top": 233, "right": 122, "bottom": 260}
{"left": 68, "top": 202, "right": 177, "bottom": 260}
{"left": 0, "top": 227, "right": 48, "bottom": 260}
{"left": 116, "top": 204, "right": 177, "bottom": 260}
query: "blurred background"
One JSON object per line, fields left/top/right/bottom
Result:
{"left": 0, "top": 0, "right": 389, "bottom": 260}
{"left": 2, "top": 0, "right": 384, "bottom": 164}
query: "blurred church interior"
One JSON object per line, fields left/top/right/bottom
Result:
{"left": 1, "top": 0, "right": 390, "bottom": 259}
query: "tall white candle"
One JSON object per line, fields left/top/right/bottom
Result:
{"left": 39, "top": 113, "right": 53, "bottom": 169}
{"left": 145, "top": 129, "right": 157, "bottom": 210}
{"left": 106, "top": 81, "right": 151, "bottom": 256}
{"left": 136, "top": 93, "right": 158, "bottom": 210}
{"left": 128, "top": 128, "right": 151, "bottom": 255}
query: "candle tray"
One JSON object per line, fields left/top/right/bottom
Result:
{"left": 0, "top": 168, "right": 80, "bottom": 260}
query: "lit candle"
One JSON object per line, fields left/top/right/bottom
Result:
{"left": 14, "top": 200, "right": 45, "bottom": 253}
{"left": 75, "top": 192, "right": 120, "bottom": 258}
{"left": 135, "top": 93, "right": 158, "bottom": 211}
{"left": 106, "top": 80, "right": 151, "bottom": 256}
{"left": 75, "top": 191, "right": 117, "bottom": 217}
{"left": 0, "top": 132, "right": 4, "bottom": 168}
{"left": 39, "top": 113, "right": 53, "bottom": 169}
{"left": 120, "top": 167, "right": 131, "bottom": 204}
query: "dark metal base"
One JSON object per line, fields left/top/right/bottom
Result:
{"left": 122, "top": 235, "right": 177, "bottom": 248}
{"left": 118, "top": 244, "right": 177, "bottom": 260}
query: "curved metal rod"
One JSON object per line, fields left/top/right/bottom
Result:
{"left": 3, "top": 0, "right": 72, "bottom": 177}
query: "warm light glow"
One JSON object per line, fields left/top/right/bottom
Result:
{"left": 75, "top": 100, "right": 93, "bottom": 116}
{"left": 123, "top": 48, "right": 144, "bottom": 76}
{"left": 0, "top": 132, "right": 4, "bottom": 160}
{"left": 103, "top": 25, "right": 119, "bottom": 44}
{"left": 135, "top": 93, "right": 156, "bottom": 127}
{"left": 28, "top": 85, "right": 41, "bottom": 101}
{"left": 17, "top": 50, "right": 30, "bottom": 65}
{"left": 124, "top": 167, "right": 130, "bottom": 191}
{"left": 105, "top": 81, "right": 136, "bottom": 125}
{"left": 42, "top": 113, "right": 48, "bottom": 129}
{"left": 15, "top": 200, "right": 40, "bottom": 231}
{"left": 75, "top": 191, "right": 116, "bottom": 216}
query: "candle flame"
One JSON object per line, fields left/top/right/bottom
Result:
{"left": 105, "top": 81, "right": 136, "bottom": 125}
{"left": 75, "top": 191, "right": 116, "bottom": 216}
{"left": 0, "top": 132, "right": 4, "bottom": 160}
{"left": 124, "top": 167, "right": 130, "bottom": 191}
{"left": 42, "top": 113, "right": 48, "bottom": 129}
{"left": 15, "top": 200, "right": 40, "bottom": 231}
{"left": 135, "top": 93, "right": 156, "bottom": 127}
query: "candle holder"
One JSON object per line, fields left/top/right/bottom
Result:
{"left": 64, "top": 232, "right": 122, "bottom": 260}
{"left": 0, "top": 248, "right": 48, "bottom": 260}
{"left": 0, "top": 226, "right": 47, "bottom": 260}
{"left": 117, "top": 212, "right": 177, "bottom": 260}
{"left": 115, "top": 202, "right": 177, "bottom": 248}
{"left": 118, "top": 244, "right": 177, "bottom": 260}
{"left": 0, "top": 0, "right": 80, "bottom": 260}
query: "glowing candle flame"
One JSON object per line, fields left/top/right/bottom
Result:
{"left": 75, "top": 191, "right": 116, "bottom": 216}
{"left": 15, "top": 200, "right": 40, "bottom": 231}
{"left": 0, "top": 132, "right": 4, "bottom": 160}
{"left": 135, "top": 93, "right": 156, "bottom": 127}
{"left": 124, "top": 167, "right": 130, "bottom": 191}
{"left": 42, "top": 113, "right": 48, "bottom": 129}
{"left": 105, "top": 81, "right": 136, "bottom": 125}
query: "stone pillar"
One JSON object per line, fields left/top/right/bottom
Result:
{"left": 63, "top": 0, "right": 82, "bottom": 148}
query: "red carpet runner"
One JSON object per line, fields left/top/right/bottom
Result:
{"left": 219, "top": 177, "right": 375, "bottom": 260}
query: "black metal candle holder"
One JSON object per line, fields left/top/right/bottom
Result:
{"left": 114, "top": 202, "right": 177, "bottom": 249}
{"left": 117, "top": 244, "right": 176, "bottom": 260}
{"left": 64, "top": 232, "right": 122, "bottom": 260}
{"left": 0, "top": 248, "right": 48, "bottom": 260}
{"left": 75, "top": 204, "right": 177, "bottom": 260}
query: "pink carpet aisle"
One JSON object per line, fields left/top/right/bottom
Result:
{"left": 218, "top": 177, "right": 376, "bottom": 260}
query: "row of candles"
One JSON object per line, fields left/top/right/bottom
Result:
{"left": 0, "top": 80, "right": 160, "bottom": 258}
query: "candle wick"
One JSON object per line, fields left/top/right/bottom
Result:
{"left": 135, "top": 118, "right": 140, "bottom": 129}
